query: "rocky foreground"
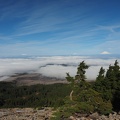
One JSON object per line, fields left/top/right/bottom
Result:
{"left": 0, "top": 108, "right": 55, "bottom": 120}
{"left": 69, "top": 112, "right": 120, "bottom": 120}
{"left": 0, "top": 108, "right": 120, "bottom": 120}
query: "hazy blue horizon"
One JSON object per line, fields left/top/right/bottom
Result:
{"left": 0, "top": 54, "right": 120, "bottom": 59}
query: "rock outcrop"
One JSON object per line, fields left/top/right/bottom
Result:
{"left": 0, "top": 107, "right": 55, "bottom": 120}
{"left": 69, "top": 112, "right": 120, "bottom": 120}
{"left": 0, "top": 108, "right": 120, "bottom": 120}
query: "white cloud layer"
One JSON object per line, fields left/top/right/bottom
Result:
{"left": 0, "top": 56, "right": 119, "bottom": 81}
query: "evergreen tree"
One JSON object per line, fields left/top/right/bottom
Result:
{"left": 93, "top": 60, "right": 120, "bottom": 111}
{"left": 51, "top": 61, "right": 112, "bottom": 119}
{"left": 93, "top": 67, "right": 105, "bottom": 91}
{"left": 66, "top": 61, "right": 89, "bottom": 101}
{"left": 75, "top": 61, "right": 89, "bottom": 82}
{"left": 97, "top": 67, "right": 105, "bottom": 81}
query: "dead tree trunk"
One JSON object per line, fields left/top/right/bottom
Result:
{"left": 70, "top": 90, "right": 73, "bottom": 101}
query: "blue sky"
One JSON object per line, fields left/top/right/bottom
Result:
{"left": 0, "top": 0, "right": 120, "bottom": 56}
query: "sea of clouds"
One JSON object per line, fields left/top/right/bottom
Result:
{"left": 0, "top": 56, "right": 119, "bottom": 81}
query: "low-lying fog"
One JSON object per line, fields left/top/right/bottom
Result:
{"left": 0, "top": 56, "right": 119, "bottom": 81}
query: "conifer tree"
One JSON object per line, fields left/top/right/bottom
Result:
{"left": 97, "top": 67, "right": 105, "bottom": 81}
{"left": 75, "top": 61, "right": 89, "bottom": 82}
{"left": 105, "top": 60, "right": 120, "bottom": 90}
{"left": 93, "top": 60, "right": 120, "bottom": 110}
{"left": 66, "top": 61, "right": 89, "bottom": 101}
{"left": 93, "top": 67, "right": 105, "bottom": 91}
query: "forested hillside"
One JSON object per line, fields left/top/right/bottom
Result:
{"left": 0, "top": 82, "right": 71, "bottom": 108}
